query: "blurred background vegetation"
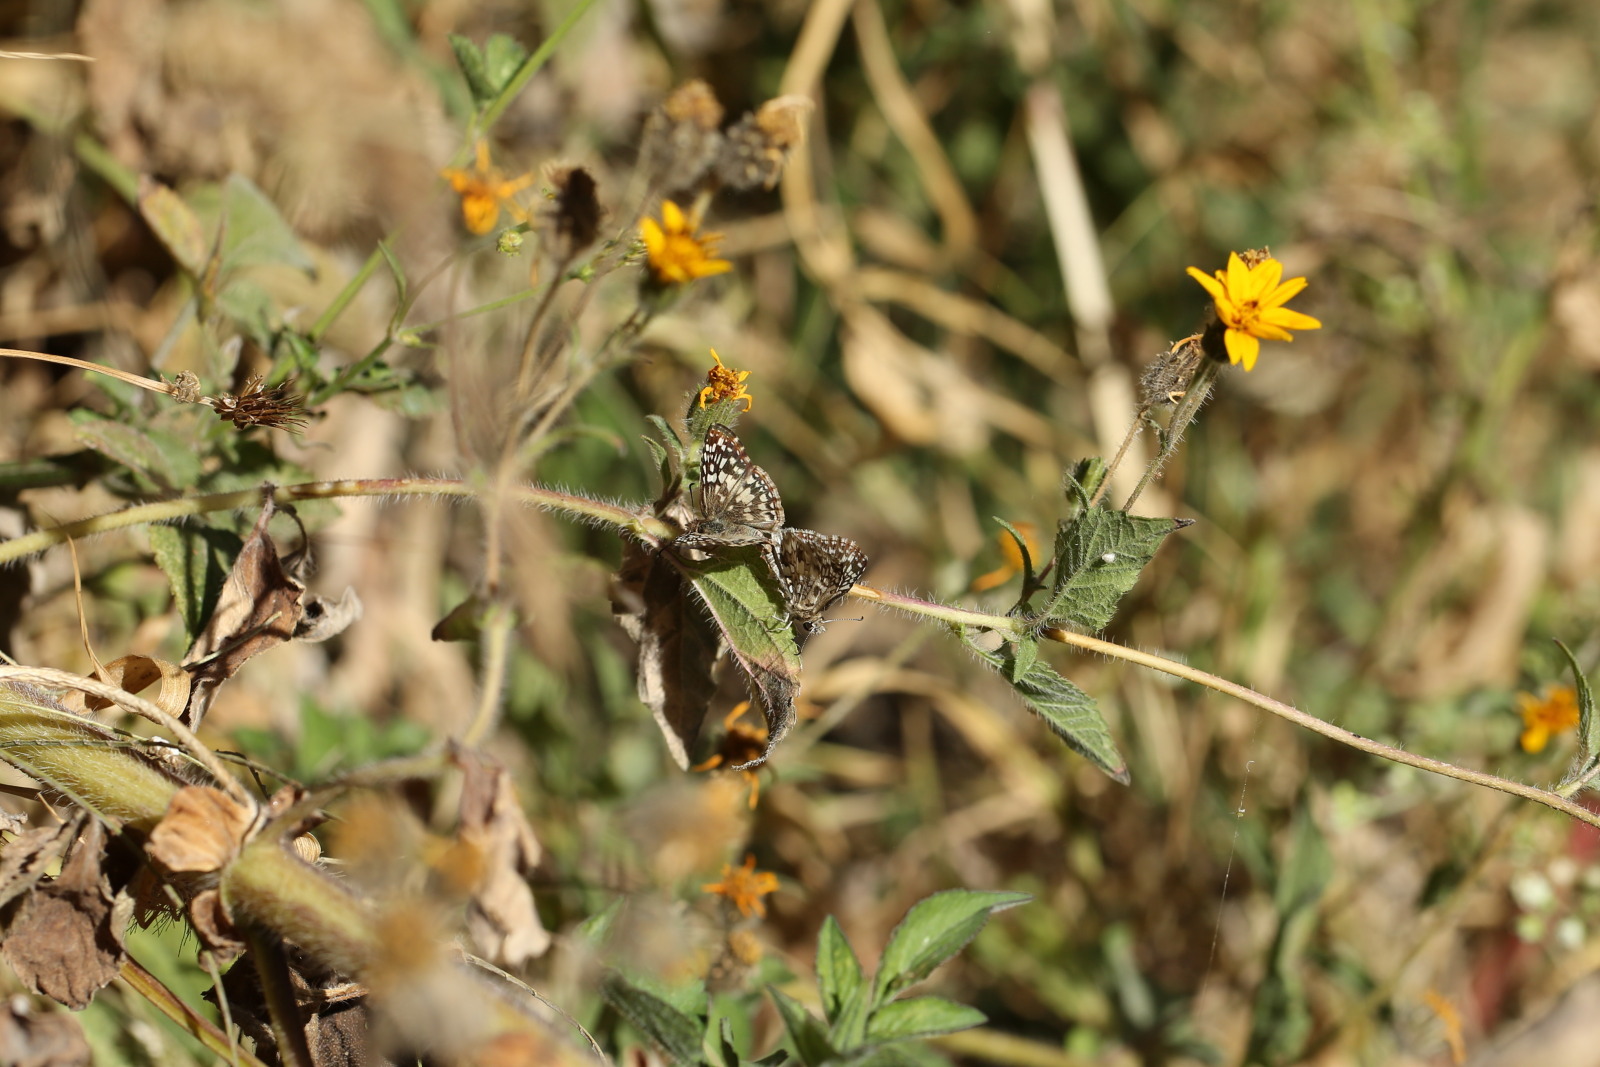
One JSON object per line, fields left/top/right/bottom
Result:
{"left": 2, "top": 0, "right": 1600, "bottom": 1063}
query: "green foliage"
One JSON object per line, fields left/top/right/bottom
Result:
{"left": 449, "top": 32, "right": 530, "bottom": 110}
{"left": 599, "top": 890, "right": 1025, "bottom": 1065}
{"left": 230, "top": 700, "right": 432, "bottom": 783}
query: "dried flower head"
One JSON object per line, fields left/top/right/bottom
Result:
{"left": 639, "top": 79, "right": 725, "bottom": 193}
{"left": 1139, "top": 333, "right": 1207, "bottom": 406}
{"left": 1518, "top": 684, "right": 1580, "bottom": 753}
{"left": 716, "top": 95, "right": 813, "bottom": 191}
{"left": 697, "top": 349, "right": 753, "bottom": 412}
{"left": 640, "top": 200, "right": 732, "bottom": 286}
{"left": 544, "top": 164, "right": 602, "bottom": 258}
{"left": 1186, "top": 250, "right": 1322, "bottom": 371}
{"left": 442, "top": 140, "right": 534, "bottom": 235}
{"left": 208, "top": 376, "right": 308, "bottom": 432}
{"left": 702, "top": 854, "right": 779, "bottom": 918}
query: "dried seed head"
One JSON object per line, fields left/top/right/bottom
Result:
{"left": 209, "top": 375, "right": 308, "bottom": 432}
{"left": 544, "top": 164, "right": 602, "bottom": 258}
{"left": 1139, "top": 334, "right": 1207, "bottom": 407}
{"left": 639, "top": 79, "right": 725, "bottom": 193}
{"left": 715, "top": 95, "right": 812, "bottom": 191}
{"left": 1238, "top": 246, "right": 1273, "bottom": 269}
{"left": 168, "top": 370, "right": 202, "bottom": 404}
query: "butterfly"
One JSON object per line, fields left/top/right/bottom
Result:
{"left": 674, "top": 424, "right": 785, "bottom": 551}
{"left": 777, "top": 528, "right": 868, "bottom": 640}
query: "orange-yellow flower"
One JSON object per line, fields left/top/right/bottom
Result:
{"left": 1518, "top": 684, "right": 1580, "bottom": 753}
{"left": 1186, "top": 251, "right": 1322, "bottom": 371}
{"left": 702, "top": 854, "right": 779, "bottom": 919}
{"left": 641, "top": 200, "right": 732, "bottom": 285}
{"left": 692, "top": 703, "right": 767, "bottom": 809}
{"left": 442, "top": 141, "right": 533, "bottom": 235}
{"left": 970, "top": 522, "right": 1040, "bottom": 593}
{"left": 697, "top": 349, "right": 753, "bottom": 411}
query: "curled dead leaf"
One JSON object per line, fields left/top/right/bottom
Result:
{"left": 188, "top": 888, "right": 244, "bottom": 965}
{"left": 146, "top": 785, "right": 259, "bottom": 874}
{"left": 455, "top": 751, "right": 551, "bottom": 967}
{"left": 83, "top": 654, "right": 191, "bottom": 716}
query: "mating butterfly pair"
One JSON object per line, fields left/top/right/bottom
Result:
{"left": 675, "top": 424, "right": 867, "bottom": 635}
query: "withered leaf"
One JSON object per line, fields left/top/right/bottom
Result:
{"left": 146, "top": 785, "right": 259, "bottom": 874}
{"left": 0, "top": 999, "right": 91, "bottom": 1067}
{"left": 454, "top": 750, "right": 550, "bottom": 967}
{"left": 612, "top": 540, "right": 720, "bottom": 769}
{"left": 0, "top": 818, "right": 79, "bottom": 914}
{"left": 294, "top": 586, "right": 363, "bottom": 643}
{"left": 188, "top": 888, "right": 244, "bottom": 965}
{"left": 1, "top": 822, "right": 128, "bottom": 1010}
{"left": 84, "top": 653, "right": 191, "bottom": 716}
{"left": 182, "top": 497, "right": 305, "bottom": 727}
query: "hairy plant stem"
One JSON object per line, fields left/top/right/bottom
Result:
{"left": 848, "top": 587, "right": 1600, "bottom": 831}
{"left": 1121, "top": 357, "right": 1219, "bottom": 512}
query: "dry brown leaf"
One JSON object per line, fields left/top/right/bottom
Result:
{"left": 455, "top": 751, "right": 551, "bottom": 968}
{"left": 188, "top": 888, "right": 244, "bottom": 964}
{"left": 612, "top": 540, "right": 720, "bottom": 769}
{"left": 182, "top": 498, "right": 305, "bottom": 727}
{"left": 295, "top": 586, "right": 364, "bottom": 643}
{"left": 0, "top": 999, "right": 91, "bottom": 1067}
{"left": 84, "top": 653, "right": 191, "bottom": 716}
{"left": 0, "top": 818, "right": 79, "bottom": 913}
{"left": 0, "top": 822, "right": 128, "bottom": 1010}
{"left": 146, "top": 785, "right": 259, "bottom": 874}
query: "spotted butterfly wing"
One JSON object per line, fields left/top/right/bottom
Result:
{"left": 676, "top": 424, "right": 785, "bottom": 549}
{"left": 778, "top": 528, "right": 868, "bottom": 639}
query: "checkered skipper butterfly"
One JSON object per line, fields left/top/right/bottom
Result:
{"left": 777, "top": 528, "right": 868, "bottom": 639}
{"left": 674, "top": 424, "right": 785, "bottom": 550}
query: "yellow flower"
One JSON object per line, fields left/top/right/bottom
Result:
{"left": 702, "top": 854, "right": 779, "bottom": 918}
{"left": 442, "top": 140, "right": 533, "bottom": 235}
{"left": 697, "top": 349, "right": 753, "bottom": 412}
{"left": 1517, "top": 684, "right": 1580, "bottom": 753}
{"left": 641, "top": 200, "right": 732, "bottom": 285}
{"left": 1186, "top": 251, "right": 1322, "bottom": 371}
{"left": 692, "top": 702, "right": 767, "bottom": 809}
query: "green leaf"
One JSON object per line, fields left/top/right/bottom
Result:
{"left": 679, "top": 551, "right": 802, "bottom": 768}
{"left": 601, "top": 972, "right": 706, "bottom": 1066}
{"left": 147, "top": 523, "right": 243, "bottom": 640}
{"left": 1006, "top": 635, "right": 1037, "bottom": 684}
{"left": 576, "top": 896, "right": 624, "bottom": 944}
{"left": 835, "top": 1048, "right": 927, "bottom": 1067}
{"left": 187, "top": 173, "right": 315, "bottom": 275}
{"left": 70, "top": 411, "right": 203, "bottom": 493}
{"left": 816, "top": 917, "right": 865, "bottom": 1025}
{"left": 1041, "top": 503, "right": 1186, "bottom": 631}
{"left": 1556, "top": 639, "right": 1599, "bottom": 797}
{"left": 967, "top": 642, "right": 1127, "bottom": 784}
{"left": 378, "top": 238, "right": 408, "bottom": 309}
{"left": 713, "top": 1017, "right": 740, "bottom": 1067}
{"left": 872, "top": 890, "right": 1030, "bottom": 1003}
{"left": 865, "top": 997, "right": 986, "bottom": 1042}
{"left": 768, "top": 987, "right": 837, "bottom": 1067}
{"left": 447, "top": 33, "right": 496, "bottom": 107}
{"left": 481, "top": 33, "right": 530, "bottom": 94}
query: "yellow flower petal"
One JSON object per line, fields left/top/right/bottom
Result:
{"left": 1225, "top": 329, "right": 1260, "bottom": 370}
{"left": 1249, "top": 258, "right": 1284, "bottom": 300}
{"left": 1225, "top": 252, "right": 1251, "bottom": 301}
{"left": 1522, "top": 723, "right": 1550, "bottom": 753}
{"left": 1262, "top": 275, "right": 1309, "bottom": 309}
{"left": 1186, "top": 266, "right": 1226, "bottom": 303}
{"left": 661, "top": 199, "right": 686, "bottom": 232}
{"left": 1252, "top": 321, "right": 1295, "bottom": 343}
{"left": 1261, "top": 307, "right": 1322, "bottom": 332}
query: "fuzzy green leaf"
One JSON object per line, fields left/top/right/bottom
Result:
{"left": 968, "top": 642, "right": 1127, "bottom": 784}
{"left": 865, "top": 997, "right": 986, "bottom": 1042}
{"left": 817, "top": 916, "right": 868, "bottom": 1048}
{"left": 1555, "top": 639, "right": 1599, "bottom": 797}
{"left": 71, "top": 411, "right": 202, "bottom": 493}
{"left": 768, "top": 986, "right": 837, "bottom": 1067}
{"left": 147, "top": 523, "right": 243, "bottom": 641}
{"left": 680, "top": 551, "right": 802, "bottom": 768}
{"left": 447, "top": 33, "right": 496, "bottom": 106}
{"left": 481, "top": 33, "right": 530, "bottom": 95}
{"left": 188, "top": 174, "right": 315, "bottom": 275}
{"left": 1041, "top": 501, "right": 1185, "bottom": 632}
{"left": 601, "top": 972, "right": 705, "bottom": 1066}
{"left": 872, "top": 890, "right": 1030, "bottom": 1003}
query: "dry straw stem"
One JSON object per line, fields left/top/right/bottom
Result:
{"left": 850, "top": 587, "right": 1600, "bottom": 831}
{"left": 120, "top": 956, "right": 272, "bottom": 1067}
